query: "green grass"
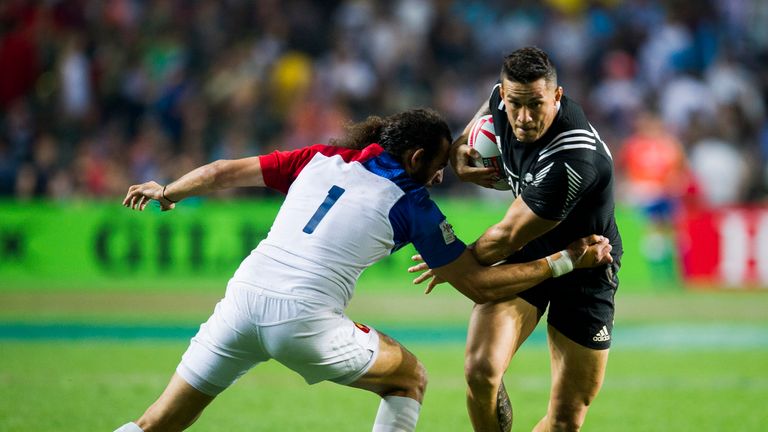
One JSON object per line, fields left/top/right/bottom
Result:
{"left": 1, "top": 342, "right": 766, "bottom": 431}
{"left": 1, "top": 289, "right": 767, "bottom": 431}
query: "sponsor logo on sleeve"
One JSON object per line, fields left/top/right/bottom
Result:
{"left": 439, "top": 220, "right": 457, "bottom": 244}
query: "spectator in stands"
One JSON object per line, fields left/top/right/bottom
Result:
{"left": 0, "top": 0, "right": 764, "bottom": 203}
{"left": 616, "top": 111, "right": 690, "bottom": 281}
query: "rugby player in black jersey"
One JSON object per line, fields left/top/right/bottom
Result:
{"left": 412, "top": 47, "right": 622, "bottom": 431}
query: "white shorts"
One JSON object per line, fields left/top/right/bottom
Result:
{"left": 176, "top": 281, "right": 380, "bottom": 396}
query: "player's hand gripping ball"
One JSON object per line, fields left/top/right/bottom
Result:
{"left": 467, "top": 115, "right": 511, "bottom": 190}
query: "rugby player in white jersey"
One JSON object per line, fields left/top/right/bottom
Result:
{"left": 115, "top": 108, "right": 612, "bottom": 432}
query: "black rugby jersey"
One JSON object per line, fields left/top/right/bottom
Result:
{"left": 489, "top": 84, "right": 623, "bottom": 264}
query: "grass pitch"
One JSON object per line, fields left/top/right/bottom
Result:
{"left": 1, "top": 341, "right": 766, "bottom": 431}
{"left": 1, "top": 289, "right": 767, "bottom": 431}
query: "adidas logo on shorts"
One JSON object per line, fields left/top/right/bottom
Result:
{"left": 593, "top": 325, "right": 610, "bottom": 342}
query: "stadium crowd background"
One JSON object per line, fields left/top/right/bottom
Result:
{"left": 1, "top": 0, "right": 767, "bottom": 210}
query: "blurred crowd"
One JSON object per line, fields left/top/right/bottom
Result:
{"left": 1, "top": 0, "right": 767, "bottom": 208}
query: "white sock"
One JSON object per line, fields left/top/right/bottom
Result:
{"left": 372, "top": 395, "right": 421, "bottom": 432}
{"left": 114, "top": 422, "right": 143, "bottom": 432}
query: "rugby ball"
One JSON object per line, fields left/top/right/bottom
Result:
{"left": 468, "top": 115, "right": 511, "bottom": 190}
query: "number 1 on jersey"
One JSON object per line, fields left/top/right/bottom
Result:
{"left": 303, "top": 185, "right": 346, "bottom": 234}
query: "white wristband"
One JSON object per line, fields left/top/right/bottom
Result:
{"left": 546, "top": 250, "right": 574, "bottom": 278}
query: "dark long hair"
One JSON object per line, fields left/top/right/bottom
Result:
{"left": 330, "top": 108, "right": 452, "bottom": 164}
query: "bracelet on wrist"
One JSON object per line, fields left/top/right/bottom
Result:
{"left": 162, "top": 185, "right": 178, "bottom": 203}
{"left": 545, "top": 250, "right": 574, "bottom": 278}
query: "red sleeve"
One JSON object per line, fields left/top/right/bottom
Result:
{"left": 258, "top": 143, "right": 384, "bottom": 194}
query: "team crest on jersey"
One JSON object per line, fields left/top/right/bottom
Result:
{"left": 439, "top": 220, "right": 457, "bottom": 244}
{"left": 516, "top": 162, "right": 555, "bottom": 194}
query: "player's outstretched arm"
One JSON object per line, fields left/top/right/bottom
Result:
{"left": 122, "top": 157, "right": 264, "bottom": 211}
{"left": 412, "top": 234, "right": 612, "bottom": 304}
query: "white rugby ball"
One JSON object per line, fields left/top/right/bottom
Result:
{"left": 467, "top": 115, "right": 511, "bottom": 190}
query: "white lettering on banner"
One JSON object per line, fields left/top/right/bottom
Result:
{"left": 758, "top": 213, "right": 768, "bottom": 286}
{"left": 720, "top": 211, "right": 749, "bottom": 286}
{"left": 718, "top": 210, "right": 768, "bottom": 287}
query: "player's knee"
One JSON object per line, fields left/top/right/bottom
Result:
{"left": 409, "top": 359, "right": 428, "bottom": 399}
{"left": 548, "top": 401, "right": 590, "bottom": 431}
{"left": 383, "top": 359, "right": 427, "bottom": 401}
{"left": 464, "top": 354, "right": 502, "bottom": 391}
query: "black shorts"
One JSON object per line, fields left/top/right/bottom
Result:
{"left": 518, "top": 259, "right": 620, "bottom": 350}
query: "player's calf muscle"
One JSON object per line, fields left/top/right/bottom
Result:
{"left": 496, "top": 381, "right": 513, "bottom": 432}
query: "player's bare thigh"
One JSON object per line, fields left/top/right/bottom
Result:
{"left": 540, "top": 325, "right": 609, "bottom": 430}
{"left": 465, "top": 296, "right": 542, "bottom": 372}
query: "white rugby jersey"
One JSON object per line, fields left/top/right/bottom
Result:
{"left": 231, "top": 143, "right": 465, "bottom": 307}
